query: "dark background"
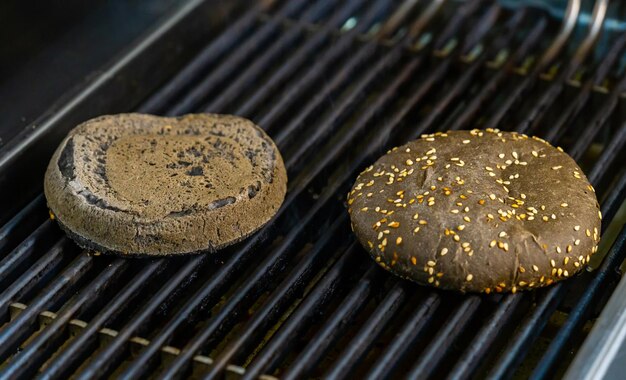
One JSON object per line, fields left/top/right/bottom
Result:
{"left": 0, "top": 0, "right": 185, "bottom": 147}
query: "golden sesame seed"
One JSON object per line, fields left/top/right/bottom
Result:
{"left": 556, "top": 246, "right": 561, "bottom": 254}
{"left": 557, "top": 268, "right": 563, "bottom": 277}
{"left": 512, "top": 152, "right": 519, "bottom": 159}
{"left": 574, "top": 225, "right": 580, "bottom": 231}
{"left": 406, "top": 159, "right": 414, "bottom": 165}
{"left": 453, "top": 235, "right": 460, "bottom": 242}
{"left": 542, "top": 216, "right": 549, "bottom": 222}
{"left": 560, "top": 203, "right": 568, "bottom": 207}
{"left": 419, "top": 220, "right": 427, "bottom": 225}
{"left": 552, "top": 166, "right": 562, "bottom": 170}
{"left": 531, "top": 151, "right": 538, "bottom": 157}
{"left": 413, "top": 227, "right": 420, "bottom": 233}
{"left": 389, "top": 221, "right": 400, "bottom": 228}
{"left": 566, "top": 245, "right": 572, "bottom": 253}
{"left": 427, "top": 260, "right": 436, "bottom": 267}
{"left": 550, "top": 259, "right": 556, "bottom": 267}
{"left": 382, "top": 238, "right": 387, "bottom": 247}
{"left": 498, "top": 153, "right": 505, "bottom": 159}
{"left": 564, "top": 257, "right": 569, "bottom": 265}
{"left": 441, "top": 248, "right": 448, "bottom": 256}
{"left": 396, "top": 237, "right": 402, "bottom": 245}
{"left": 466, "top": 274, "right": 473, "bottom": 282}
{"left": 457, "top": 225, "right": 465, "bottom": 231}
{"left": 463, "top": 216, "right": 471, "bottom": 222}
{"left": 532, "top": 265, "right": 539, "bottom": 271}
{"left": 463, "top": 139, "right": 470, "bottom": 144}
{"left": 499, "top": 231, "right": 507, "bottom": 238}
{"left": 411, "top": 257, "right": 417, "bottom": 265}
{"left": 574, "top": 239, "right": 580, "bottom": 245}
{"left": 586, "top": 229, "right": 591, "bottom": 237}
{"left": 490, "top": 240, "right": 497, "bottom": 247}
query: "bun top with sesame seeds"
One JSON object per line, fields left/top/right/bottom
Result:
{"left": 347, "top": 129, "right": 600, "bottom": 293}
{"left": 44, "top": 113, "right": 287, "bottom": 256}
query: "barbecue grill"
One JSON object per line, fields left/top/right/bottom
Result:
{"left": 0, "top": 0, "right": 625, "bottom": 378}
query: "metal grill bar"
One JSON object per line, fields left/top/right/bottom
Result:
{"left": 543, "top": 31, "right": 626, "bottom": 143}
{"left": 166, "top": 1, "right": 312, "bottom": 116}
{"left": 136, "top": 6, "right": 261, "bottom": 114}
{"left": 202, "top": 1, "right": 366, "bottom": 114}
{"left": 203, "top": 217, "right": 352, "bottom": 377}
{"left": 0, "top": 240, "right": 67, "bottom": 323}
{"left": 364, "top": 293, "right": 440, "bottom": 380}
{"left": 0, "top": 254, "right": 92, "bottom": 362}
{"left": 406, "top": 297, "right": 482, "bottom": 379}
{"left": 322, "top": 282, "right": 407, "bottom": 379}
{"left": 1, "top": 260, "right": 128, "bottom": 379}
{"left": 0, "top": 195, "right": 46, "bottom": 257}
{"left": 158, "top": 215, "right": 351, "bottom": 378}
{"left": 39, "top": 260, "right": 168, "bottom": 379}
{"left": 276, "top": 267, "right": 383, "bottom": 380}
{"left": 239, "top": 244, "right": 364, "bottom": 380}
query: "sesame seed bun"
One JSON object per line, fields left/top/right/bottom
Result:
{"left": 44, "top": 113, "right": 287, "bottom": 256}
{"left": 347, "top": 129, "right": 601, "bottom": 293}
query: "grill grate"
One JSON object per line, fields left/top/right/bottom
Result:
{"left": 1, "top": 0, "right": 626, "bottom": 379}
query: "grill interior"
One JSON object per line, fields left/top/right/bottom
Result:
{"left": 1, "top": 0, "right": 626, "bottom": 378}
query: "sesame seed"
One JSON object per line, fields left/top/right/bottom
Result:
{"left": 413, "top": 213, "right": 419, "bottom": 220}
{"left": 382, "top": 238, "right": 387, "bottom": 247}
{"left": 556, "top": 246, "right": 561, "bottom": 254}
{"left": 567, "top": 245, "right": 572, "bottom": 253}
{"left": 453, "top": 235, "right": 460, "bottom": 242}
{"left": 532, "top": 265, "right": 539, "bottom": 271}
{"left": 406, "top": 159, "right": 414, "bottom": 165}
{"left": 411, "top": 257, "right": 417, "bottom": 265}
{"left": 499, "top": 231, "right": 507, "bottom": 238}
{"left": 586, "top": 229, "right": 591, "bottom": 237}
{"left": 490, "top": 240, "right": 497, "bottom": 247}
{"left": 531, "top": 151, "right": 538, "bottom": 157}
{"left": 463, "top": 216, "right": 471, "bottom": 222}
{"left": 564, "top": 257, "right": 569, "bottom": 265}
{"left": 463, "top": 140, "right": 470, "bottom": 144}
{"left": 413, "top": 227, "right": 420, "bottom": 233}
{"left": 457, "top": 225, "right": 465, "bottom": 231}
{"left": 466, "top": 274, "right": 473, "bottom": 282}
{"left": 498, "top": 153, "right": 505, "bottom": 159}
{"left": 552, "top": 166, "right": 562, "bottom": 170}
{"left": 489, "top": 194, "right": 496, "bottom": 200}
{"left": 389, "top": 221, "right": 400, "bottom": 228}
{"left": 396, "top": 237, "right": 402, "bottom": 245}
{"left": 550, "top": 259, "right": 556, "bottom": 267}
{"left": 551, "top": 214, "right": 557, "bottom": 220}
{"left": 542, "top": 216, "right": 549, "bottom": 222}
{"left": 427, "top": 260, "right": 436, "bottom": 267}
{"left": 512, "top": 152, "right": 519, "bottom": 159}
{"left": 574, "top": 225, "right": 580, "bottom": 231}
{"left": 440, "top": 248, "right": 448, "bottom": 256}
{"left": 560, "top": 203, "right": 568, "bottom": 207}
{"left": 419, "top": 220, "right": 428, "bottom": 225}
{"left": 574, "top": 239, "right": 580, "bottom": 245}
